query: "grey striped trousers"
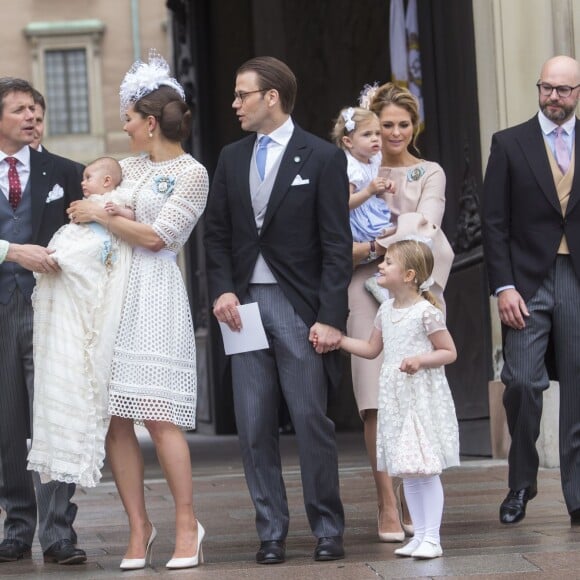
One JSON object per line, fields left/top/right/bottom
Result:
{"left": 0, "top": 290, "right": 77, "bottom": 549}
{"left": 231, "top": 284, "right": 345, "bottom": 541}
{"left": 502, "top": 256, "right": 580, "bottom": 512}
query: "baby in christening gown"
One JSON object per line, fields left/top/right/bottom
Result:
{"left": 28, "top": 157, "right": 134, "bottom": 487}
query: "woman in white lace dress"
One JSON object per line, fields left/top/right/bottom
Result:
{"left": 339, "top": 239, "right": 459, "bottom": 560}
{"left": 69, "top": 52, "right": 208, "bottom": 571}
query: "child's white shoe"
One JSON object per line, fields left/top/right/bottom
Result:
{"left": 394, "top": 538, "right": 421, "bottom": 557}
{"left": 411, "top": 539, "right": 442, "bottom": 559}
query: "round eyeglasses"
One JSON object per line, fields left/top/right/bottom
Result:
{"left": 536, "top": 82, "right": 580, "bottom": 98}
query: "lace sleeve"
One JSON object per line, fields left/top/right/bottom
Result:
{"left": 422, "top": 304, "right": 447, "bottom": 335}
{"left": 152, "top": 160, "right": 209, "bottom": 251}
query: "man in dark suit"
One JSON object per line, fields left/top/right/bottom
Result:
{"left": 205, "top": 56, "right": 352, "bottom": 563}
{"left": 483, "top": 55, "right": 580, "bottom": 526}
{"left": 0, "top": 78, "right": 86, "bottom": 564}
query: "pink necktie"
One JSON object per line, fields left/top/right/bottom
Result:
{"left": 5, "top": 157, "right": 22, "bottom": 210}
{"left": 554, "top": 127, "right": 570, "bottom": 175}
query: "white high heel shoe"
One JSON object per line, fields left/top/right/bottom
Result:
{"left": 166, "top": 521, "right": 205, "bottom": 569}
{"left": 377, "top": 510, "right": 405, "bottom": 542}
{"left": 395, "top": 484, "right": 414, "bottom": 536}
{"left": 120, "top": 524, "right": 157, "bottom": 570}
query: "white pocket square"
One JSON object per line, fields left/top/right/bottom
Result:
{"left": 291, "top": 175, "right": 310, "bottom": 186}
{"left": 45, "top": 184, "right": 64, "bottom": 204}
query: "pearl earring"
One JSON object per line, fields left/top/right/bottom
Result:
{"left": 148, "top": 131, "right": 153, "bottom": 138}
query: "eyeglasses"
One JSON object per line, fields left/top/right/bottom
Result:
{"left": 233, "top": 89, "right": 268, "bottom": 103}
{"left": 536, "top": 82, "right": 580, "bottom": 98}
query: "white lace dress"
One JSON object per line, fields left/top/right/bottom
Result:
{"left": 375, "top": 299, "right": 460, "bottom": 477}
{"left": 28, "top": 188, "right": 133, "bottom": 487}
{"left": 107, "top": 153, "right": 208, "bottom": 429}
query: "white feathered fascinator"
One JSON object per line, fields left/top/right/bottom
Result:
{"left": 119, "top": 49, "right": 185, "bottom": 118}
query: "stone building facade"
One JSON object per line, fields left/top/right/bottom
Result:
{"left": 0, "top": 0, "right": 170, "bottom": 163}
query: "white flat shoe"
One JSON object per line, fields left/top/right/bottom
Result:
{"left": 166, "top": 521, "right": 205, "bottom": 569}
{"left": 394, "top": 538, "right": 421, "bottom": 557}
{"left": 411, "top": 539, "right": 442, "bottom": 559}
{"left": 120, "top": 524, "right": 157, "bottom": 570}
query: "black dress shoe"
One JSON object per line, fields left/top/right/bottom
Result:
{"left": 570, "top": 508, "right": 580, "bottom": 526}
{"left": 314, "top": 536, "right": 344, "bottom": 561}
{"left": 0, "top": 539, "right": 32, "bottom": 563}
{"left": 256, "top": 540, "right": 285, "bottom": 564}
{"left": 499, "top": 485, "right": 537, "bottom": 524}
{"left": 43, "top": 539, "right": 87, "bottom": 565}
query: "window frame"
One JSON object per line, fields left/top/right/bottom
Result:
{"left": 25, "top": 20, "right": 105, "bottom": 157}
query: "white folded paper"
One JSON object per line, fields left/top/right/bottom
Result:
{"left": 218, "top": 302, "right": 269, "bottom": 355}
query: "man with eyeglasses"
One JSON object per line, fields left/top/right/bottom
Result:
{"left": 205, "top": 56, "right": 351, "bottom": 564}
{"left": 483, "top": 55, "right": 580, "bottom": 527}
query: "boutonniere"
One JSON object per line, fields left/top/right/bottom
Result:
{"left": 153, "top": 175, "right": 176, "bottom": 196}
{"left": 407, "top": 166, "right": 425, "bottom": 182}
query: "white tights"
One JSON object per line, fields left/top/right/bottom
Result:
{"left": 403, "top": 475, "right": 444, "bottom": 545}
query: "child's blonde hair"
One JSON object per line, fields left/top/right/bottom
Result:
{"left": 387, "top": 239, "right": 440, "bottom": 309}
{"left": 331, "top": 106, "right": 379, "bottom": 149}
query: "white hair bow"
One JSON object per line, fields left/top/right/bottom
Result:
{"left": 419, "top": 276, "right": 434, "bottom": 292}
{"left": 342, "top": 107, "right": 356, "bottom": 132}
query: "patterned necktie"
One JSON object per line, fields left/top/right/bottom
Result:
{"left": 554, "top": 127, "right": 570, "bottom": 175}
{"left": 256, "top": 136, "right": 272, "bottom": 181}
{"left": 5, "top": 157, "right": 22, "bottom": 210}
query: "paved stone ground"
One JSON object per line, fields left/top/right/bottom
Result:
{"left": 1, "top": 431, "right": 578, "bottom": 579}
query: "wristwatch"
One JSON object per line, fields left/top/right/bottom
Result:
{"left": 368, "top": 240, "right": 378, "bottom": 261}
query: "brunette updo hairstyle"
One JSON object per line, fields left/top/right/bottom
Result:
{"left": 133, "top": 85, "right": 191, "bottom": 142}
{"left": 369, "top": 82, "right": 421, "bottom": 153}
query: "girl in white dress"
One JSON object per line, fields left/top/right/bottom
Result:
{"left": 28, "top": 157, "right": 133, "bottom": 488}
{"left": 338, "top": 239, "right": 459, "bottom": 560}
{"left": 68, "top": 50, "right": 209, "bottom": 571}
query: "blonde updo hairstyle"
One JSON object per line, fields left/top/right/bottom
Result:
{"left": 133, "top": 85, "right": 192, "bottom": 142}
{"left": 369, "top": 82, "right": 421, "bottom": 153}
{"left": 331, "top": 106, "right": 379, "bottom": 149}
{"left": 387, "top": 239, "right": 440, "bottom": 309}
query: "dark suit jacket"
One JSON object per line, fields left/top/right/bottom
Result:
{"left": 30, "top": 146, "right": 84, "bottom": 247}
{"left": 204, "top": 124, "right": 352, "bottom": 387}
{"left": 0, "top": 147, "right": 83, "bottom": 303}
{"left": 482, "top": 116, "right": 580, "bottom": 302}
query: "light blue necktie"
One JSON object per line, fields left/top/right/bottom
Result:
{"left": 256, "top": 135, "right": 271, "bottom": 181}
